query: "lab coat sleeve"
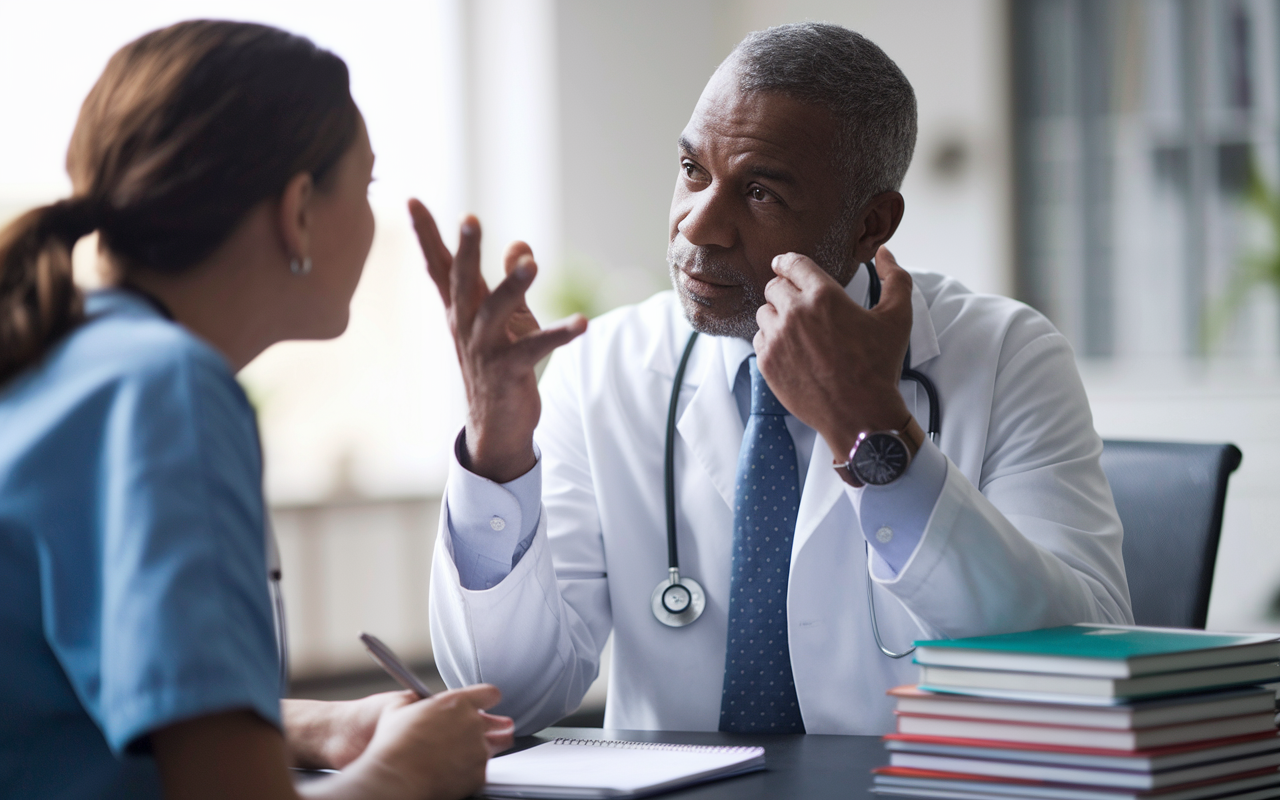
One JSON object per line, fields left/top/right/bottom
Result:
{"left": 444, "top": 433, "right": 542, "bottom": 590}
{"left": 429, "top": 344, "right": 612, "bottom": 734}
{"left": 858, "top": 439, "right": 949, "bottom": 575}
{"left": 867, "top": 328, "right": 1133, "bottom": 638}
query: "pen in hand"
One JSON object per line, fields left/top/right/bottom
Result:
{"left": 360, "top": 632, "right": 433, "bottom": 698}
{"left": 362, "top": 631, "right": 516, "bottom": 757}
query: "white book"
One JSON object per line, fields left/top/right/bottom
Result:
{"left": 482, "top": 738, "right": 765, "bottom": 799}
{"left": 918, "top": 661, "right": 1280, "bottom": 700}
{"left": 895, "top": 712, "right": 1278, "bottom": 750}
{"left": 888, "top": 686, "right": 1276, "bottom": 729}
{"left": 885, "top": 733, "right": 1280, "bottom": 771}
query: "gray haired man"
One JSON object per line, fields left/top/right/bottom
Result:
{"left": 416, "top": 23, "right": 1131, "bottom": 735}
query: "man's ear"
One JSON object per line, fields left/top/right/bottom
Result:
{"left": 851, "top": 190, "right": 905, "bottom": 264}
{"left": 277, "top": 172, "right": 315, "bottom": 263}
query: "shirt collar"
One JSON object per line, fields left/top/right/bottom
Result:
{"left": 720, "top": 264, "right": 872, "bottom": 394}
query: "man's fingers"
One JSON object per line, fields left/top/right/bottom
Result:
{"left": 476, "top": 258, "right": 538, "bottom": 338}
{"left": 503, "top": 240, "right": 534, "bottom": 275}
{"left": 409, "top": 199, "right": 453, "bottom": 306}
{"left": 763, "top": 274, "right": 801, "bottom": 311}
{"left": 452, "top": 215, "right": 487, "bottom": 324}
{"left": 871, "top": 245, "right": 913, "bottom": 325}
{"left": 510, "top": 316, "right": 587, "bottom": 364}
{"left": 771, "top": 252, "right": 836, "bottom": 292}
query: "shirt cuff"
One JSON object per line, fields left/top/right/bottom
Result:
{"left": 444, "top": 429, "right": 542, "bottom": 590}
{"left": 858, "top": 437, "right": 948, "bottom": 578}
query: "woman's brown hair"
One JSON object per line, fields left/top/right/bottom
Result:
{"left": 0, "top": 20, "right": 359, "bottom": 385}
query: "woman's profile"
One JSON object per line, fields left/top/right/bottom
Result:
{"left": 0, "top": 19, "right": 511, "bottom": 799}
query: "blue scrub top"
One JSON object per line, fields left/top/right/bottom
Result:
{"left": 0, "top": 289, "right": 282, "bottom": 798}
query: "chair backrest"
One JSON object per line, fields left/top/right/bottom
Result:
{"left": 1099, "top": 440, "right": 1242, "bottom": 629}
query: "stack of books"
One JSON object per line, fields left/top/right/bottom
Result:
{"left": 872, "top": 624, "right": 1280, "bottom": 800}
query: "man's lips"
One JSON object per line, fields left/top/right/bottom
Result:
{"left": 679, "top": 269, "right": 740, "bottom": 295}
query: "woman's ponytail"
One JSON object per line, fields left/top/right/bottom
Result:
{"left": 0, "top": 199, "right": 95, "bottom": 386}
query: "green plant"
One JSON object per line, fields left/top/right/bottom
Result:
{"left": 1204, "top": 155, "right": 1280, "bottom": 349}
{"left": 546, "top": 255, "right": 607, "bottom": 321}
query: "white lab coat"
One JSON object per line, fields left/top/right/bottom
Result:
{"left": 429, "top": 270, "right": 1133, "bottom": 735}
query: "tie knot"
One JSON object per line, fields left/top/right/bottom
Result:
{"left": 747, "top": 356, "right": 786, "bottom": 416}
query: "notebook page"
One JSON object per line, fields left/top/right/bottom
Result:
{"left": 485, "top": 739, "right": 765, "bottom": 794}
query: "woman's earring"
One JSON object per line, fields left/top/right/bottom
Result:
{"left": 290, "top": 256, "right": 313, "bottom": 276}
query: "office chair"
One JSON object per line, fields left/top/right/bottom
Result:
{"left": 1099, "top": 440, "right": 1242, "bottom": 629}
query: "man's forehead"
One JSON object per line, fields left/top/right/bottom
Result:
{"left": 680, "top": 73, "right": 838, "bottom": 173}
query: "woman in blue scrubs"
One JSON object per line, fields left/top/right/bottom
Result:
{"left": 0, "top": 20, "right": 511, "bottom": 800}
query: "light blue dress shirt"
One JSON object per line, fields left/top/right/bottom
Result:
{"left": 0, "top": 290, "right": 282, "bottom": 798}
{"left": 446, "top": 331, "right": 948, "bottom": 590}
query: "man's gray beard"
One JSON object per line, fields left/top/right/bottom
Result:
{"left": 666, "top": 217, "right": 855, "bottom": 341}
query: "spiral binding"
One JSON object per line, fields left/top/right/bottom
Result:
{"left": 551, "top": 738, "right": 761, "bottom": 755}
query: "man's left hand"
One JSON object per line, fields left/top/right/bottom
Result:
{"left": 755, "top": 245, "right": 914, "bottom": 461}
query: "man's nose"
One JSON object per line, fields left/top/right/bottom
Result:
{"left": 676, "top": 184, "right": 736, "bottom": 249}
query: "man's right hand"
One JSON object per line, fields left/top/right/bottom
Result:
{"left": 410, "top": 200, "right": 586, "bottom": 483}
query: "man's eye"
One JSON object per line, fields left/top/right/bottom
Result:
{"left": 682, "top": 162, "right": 700, "bottom": 179}
{"left": 749, "top": 186, "right": 774, "bottom": 202}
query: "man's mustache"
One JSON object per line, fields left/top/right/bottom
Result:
{"left": 666, "top": 240, "right": 749, "bottom": 284}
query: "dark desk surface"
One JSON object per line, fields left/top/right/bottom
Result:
{"left": 510, "top": 727, "right": 886, "bottom": 799}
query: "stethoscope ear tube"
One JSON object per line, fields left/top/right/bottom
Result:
{"left": 867, "top": 257, "right": 940, "bottom": 442}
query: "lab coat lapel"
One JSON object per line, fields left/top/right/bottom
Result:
{"left": 673, "top": 337, "right": 742, "bottom": 511}
{"left": 907, "top": 281, "right": 940, "bottom": 368}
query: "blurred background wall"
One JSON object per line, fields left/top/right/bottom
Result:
{"left": 3, "top": 0, "right": 1278, "bottom": 717}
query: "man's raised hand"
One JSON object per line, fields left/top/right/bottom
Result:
{"left": 754, "top": 245, "right": 913, "bottom": 461}
{"left": 409, "top": 199, "right": 586, "bottom": 483}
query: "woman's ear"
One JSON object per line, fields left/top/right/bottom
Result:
{"left": 277, "top": 172, "right": 315, "bottom": 264}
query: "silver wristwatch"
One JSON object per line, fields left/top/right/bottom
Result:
{"left": 834, "top": 416, "right": 925, "bottom": 488}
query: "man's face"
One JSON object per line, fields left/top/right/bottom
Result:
{"left": 668, "top": 67, "right": 852, "bottom": 339}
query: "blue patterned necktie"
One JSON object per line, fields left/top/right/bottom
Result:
{"left": 719, "top": 356, "right": 805, "bottom": 733}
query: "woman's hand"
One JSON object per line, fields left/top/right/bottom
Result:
{"left": 285, "top": 688, "right": 515, "bottom": 770}
{"left": 283, "top": 692, "right": 414, "bottom": 770}
{"left": 328, "top": 684, "right": 512, "bottom": 800}
{"left": 410, "top": 200, "right": 586, "bottom": 483}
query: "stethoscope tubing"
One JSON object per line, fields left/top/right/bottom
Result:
{"left": 664, "top": 331, "right": 701, "bottom": 571}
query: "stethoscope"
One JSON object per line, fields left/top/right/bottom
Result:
{"left": 652, "top": 259, "right": 941, "bottom": 660}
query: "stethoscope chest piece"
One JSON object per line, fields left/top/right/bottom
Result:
{"left": 651, "top": 568, "right": 706, "bottom": 627}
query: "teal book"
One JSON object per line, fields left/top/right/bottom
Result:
{"left": 914, "top": 624, "right": 1280, "bottom": 679}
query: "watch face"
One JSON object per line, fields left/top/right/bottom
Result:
{"left": 852, "top": 433, "right": 910, "bottom": 486}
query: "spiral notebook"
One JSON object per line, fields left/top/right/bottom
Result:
{"left": 482, "top": 737, "right": 767, "bottom": 799}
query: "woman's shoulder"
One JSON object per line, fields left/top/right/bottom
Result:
{"left": 43, "top": 290, "right": 240, "bottom": 401}
{"left": 75, "top": 289, "right": 231, "bottom": 382}
{"left": 0, "top": 290, "right": 254, "bottom": 461}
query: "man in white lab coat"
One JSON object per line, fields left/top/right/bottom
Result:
{"left": 413, "top": 22, "right": 1132, "bottom": 736}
